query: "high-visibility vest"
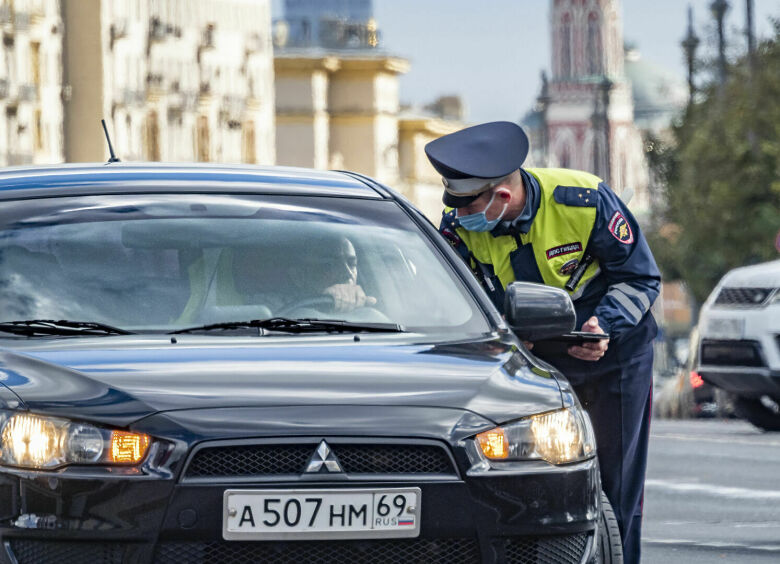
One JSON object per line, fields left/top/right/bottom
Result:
{"left": 452, "top": 168, "right": 602, "bottom": 296}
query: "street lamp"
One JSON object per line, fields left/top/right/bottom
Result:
{"left": 681, "top": 6, "right": 700, "bottom": 105}
{"left": 710, "top": 0, "right": 729, "bottom": 86}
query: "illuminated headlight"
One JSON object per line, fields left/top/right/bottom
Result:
{"left": 0, "top": 412, "right": 151, "bottom": 470}
{"left": 475, "top": 407, "right": 596, "bottom": 465}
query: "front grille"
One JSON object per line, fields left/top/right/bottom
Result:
{"left": 186, "top": 444, "right": 313, "bottom": 477}
{"left": 700, "top": 340, "right": 766, "bottom": 367}
{"left": 326, "top": 444, "right": 453, "bottom": 474}
{"left": 154, "top": 538, "right": 479, "bottom": 564}
{"left": 9, "top": 540, "right": 125, "bottom": 564}
{"left": 715, "top": 287, "right": 776, "bottom": 307}
{"left": 184, "top": 441, "right": 456, "bottom": 479}
{"left": 503, "top": 533, "right": 589, "bottom": 564}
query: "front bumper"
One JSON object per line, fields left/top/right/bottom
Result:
{"left": 0, "top": 447, "right": 599, "bottom": 563}
{"left": 698, "top": 338, "right": 780, "bottom": 396}
{"left": 698, "top": 301, "right": 780, "bottom": 397}
{"left": 698, "top": 363, "right": 780, "bottom": 396}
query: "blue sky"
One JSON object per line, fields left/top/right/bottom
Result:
{"left": 273, "top": 0, "right": 778, "bottom": 123}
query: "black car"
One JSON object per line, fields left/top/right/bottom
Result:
{"left": 0, "top": 164, "right": 620, "bottom": 563}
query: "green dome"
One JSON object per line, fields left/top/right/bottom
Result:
{"left": 624, "top": 49, "right": 687, "bottom": 131}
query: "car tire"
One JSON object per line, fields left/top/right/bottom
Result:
{"left": 734, "top": 396, "right": 780, "bottom": 431}
{"left": 595, "top": 490, "right": 623, "bottom": 563}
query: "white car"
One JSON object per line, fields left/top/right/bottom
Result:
{"left": 697, "top": 259, "right": 780, "bottom": 430}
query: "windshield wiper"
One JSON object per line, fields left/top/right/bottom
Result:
{"left": 169, "top": 317, "right": 405, "bottom": 335}
{"left": 0, "top": 319, "right": 134, "bottom": 337}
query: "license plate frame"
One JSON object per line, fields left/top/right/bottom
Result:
{"left": 706, "top": 317, "right": 744, "bottom": 339}
{"left": 223, "top": 487, "right": 421, "bottom": 541}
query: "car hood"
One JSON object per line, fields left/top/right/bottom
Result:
{"left": 0, "top": 333, "right": 563, "bottom": 427}
{"left": 720, "top": 259, "right": 780, "bottom": 288}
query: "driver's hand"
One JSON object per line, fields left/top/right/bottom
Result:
{"left": 567, "top": 316, "right": 609, "bottom": 362}
{"left": 324, "top": 283, "right": 377, "bottom": 312}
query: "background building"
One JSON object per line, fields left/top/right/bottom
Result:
{"left": 273, "top": 0, "right": 461, "bottom": 220}
{"left": 523, "top": 0, "right": 691, "bottom": 334}
{"left": 62, "top": 0, "right": 274, "bottom": 164}
{"left": 525, "top": 0, "right": 651, "bottom": 214}
{"left": 282, "top": 0, "right": 377, "bottom": 49}
{"left": 0, "top": 0, "right": 64, "bottom": 166}
{"left": 274, "top": 53, "right": 408, "bottom": 186}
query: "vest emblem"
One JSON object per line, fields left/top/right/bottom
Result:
{"left": 545, "top": 242, "right": 582, "bottom": 259}
{"left": 608, "top": 211, "right": 634, "bottom": 244}
{"left": 559, "top": 258, "right": 580, "bottom": 275}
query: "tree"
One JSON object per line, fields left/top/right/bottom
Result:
{"left": 647, "top": 25, "right": 780, "bottom": 306}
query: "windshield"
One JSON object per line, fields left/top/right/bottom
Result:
{"left": 0, "top": 194, "right": 489, "bottom": 336}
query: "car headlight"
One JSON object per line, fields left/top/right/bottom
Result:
{"left": 0, "top": 412, "right": 151, "bottom": 470}
{"left": 475, "top": 407, "right": 595, "bottom": 465}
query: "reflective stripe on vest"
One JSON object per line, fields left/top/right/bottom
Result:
{"left": 451, "top": 168, "right": 601, "bottom": 296}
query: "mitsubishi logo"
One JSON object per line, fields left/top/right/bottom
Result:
{"left": 305, "top": 440, "right": 343, "bottom": 473}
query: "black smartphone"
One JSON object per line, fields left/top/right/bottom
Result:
{"left": 553, "top": 331, "right": 610, "bottom": 344}
{"left": 529, "top": 332, "right": 610, "bottom": 357}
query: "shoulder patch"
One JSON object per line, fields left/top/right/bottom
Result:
{"left": 608, "top": 211, "right": 634, "bottom": 244}
{"left": 553, "top": 185, "right": 597, "bottom": 207}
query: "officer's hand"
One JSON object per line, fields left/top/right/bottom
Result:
{"left": 323, "top": 283, "right": 377, "bottom": 312}
{"left": 567, "top": 316, "right": 609, "bottom": 362}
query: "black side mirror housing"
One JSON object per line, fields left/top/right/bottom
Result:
{"left": 504, "top": 281, "right": 576, "bottom": 341}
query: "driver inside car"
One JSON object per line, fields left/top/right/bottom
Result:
{"left": 288, "top": 237, "right": 377, "bottom": 313}
{"left": 228, "top": 236, "right": 377, "bottom": 317}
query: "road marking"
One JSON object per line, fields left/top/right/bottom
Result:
{"left": 658, "top": 520, "right": 780, "bottom": 529}
{"left": 650, "top": 432, "right": 780, "bottom": 447}
{"left": 645, "top": 479, "right": 780, "bottom": 500}
{"left": 644, "top": 538, "right": 780, "bottom": 552}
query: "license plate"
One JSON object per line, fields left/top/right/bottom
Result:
{"left": 706, "top": 317, "right": 744, "bottom": 339}
{"left": 223, "top": 488, "right": 421, "bottom": 540}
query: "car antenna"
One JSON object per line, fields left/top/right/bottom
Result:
{"left": 101, "top": 119, "right": 121, "bottom": 163}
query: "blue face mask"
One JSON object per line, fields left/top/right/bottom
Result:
{"left": 457, "top": 192, "right": 508, "bottom": 232}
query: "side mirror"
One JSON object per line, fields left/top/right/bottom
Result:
{"left": 504, "top": 281, "right": 576, "bottom": 341}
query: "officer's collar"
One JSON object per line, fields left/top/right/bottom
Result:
{"left": 490, "top": 168, "right": 540, "bottom": 237}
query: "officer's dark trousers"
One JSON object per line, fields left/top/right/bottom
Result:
{"left": 571, "top": 345, "right": 653, "bottom": 564}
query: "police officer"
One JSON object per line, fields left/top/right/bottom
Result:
{"left": 426, "top": 121, "right": 660, "bottom": 564}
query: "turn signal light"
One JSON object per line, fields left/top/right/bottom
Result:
{"left": 476, "top": 428, "right": 508, "bottom": 459}
{"left": 690, "top": 371, "right": 704, "bottom": 389}
{"left": 110, "top": 431, "right": 150, "bottom": 463}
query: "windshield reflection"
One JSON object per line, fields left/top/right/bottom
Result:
{"left": 0, "top": 194, "right": 487, "bottom": 336}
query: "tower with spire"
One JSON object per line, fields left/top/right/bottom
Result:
{"left": 541, "top": 0, "right": 649, "bottom": 212}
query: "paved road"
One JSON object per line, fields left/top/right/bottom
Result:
{"left": 642, "top": 419, "right": 780, "bottom": 563}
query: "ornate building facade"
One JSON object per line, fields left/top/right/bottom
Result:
{"left": 0, "top": 0, "right": 64, "bottom": 166}
{"left": 533, "top": 0, "right": 649, "bottom": 213}
{"left": 273, "top": 0, "right": 462, "bottom": 220}
{"left": 62, "top": 0, "right": 275, "bottom": 164}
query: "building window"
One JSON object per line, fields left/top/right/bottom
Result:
{"left": 34, "top": 109, "right": 43, "bottom": 151}
{"left": 561, "top": 145, "right": 571, "bottom": 169}
{"left": 242, "top": 120, "right": 256, "bottom": 164}
{"left": 30, "top": 42, "right": 41, "bottom": 87}
{"left": 561, "top": 13, "right": 572, "bottom": 78}
{"left": 591, "top": 138, "right": 599, "bottom": 175}
{"left": 587, "top": 13, "right": 602, "bottom": 76}
{"left": 144, "top": 111, "right": 160, "bottom": 161}
{"left": 197, "top": 115, "right": 210, "bottom": 162}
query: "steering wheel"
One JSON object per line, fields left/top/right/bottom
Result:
{"left": 275, "top": 295, "right": 336, "bottom": 318}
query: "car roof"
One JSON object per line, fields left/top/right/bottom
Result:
{"left": 0, "top": 163, "right": 388, "bottom": 200}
